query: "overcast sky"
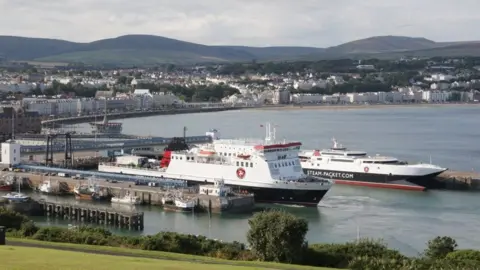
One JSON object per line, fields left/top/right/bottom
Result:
{"left": 1, "top": 0, "right": 478, "bottom": 47}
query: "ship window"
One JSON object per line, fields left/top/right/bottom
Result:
{"left": 363, "top": 161, "right": 373, "bottom": 163}
{"left": 241, "top": 162, "right": 244, "bottom": 166}
{"left": 236, "top": 161, "right": 239, "bottom": 166}
{"left": 191, "top": 157, "right": 194, "bottom": 161}
{"left": 250, "top": 162, "right": 253, "bottom": 167}
{"left": 274, "top": 164, "right": 277, "bottom": 168}
{"left": 331, "top": 159, "right": 353, "bottom": 163}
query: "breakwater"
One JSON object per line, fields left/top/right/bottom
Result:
{"left": 41, "top": 106, "right": 250, "bottom": 126}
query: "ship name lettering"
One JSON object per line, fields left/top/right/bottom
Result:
{"left": 307, "top": 170, "right": 354, "bottom": 179}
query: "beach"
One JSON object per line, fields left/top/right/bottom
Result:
{"left": 250, "top": 103, "right": 480, "bottom": 111}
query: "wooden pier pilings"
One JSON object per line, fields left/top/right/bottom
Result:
{"left": 38, "top": 201, "right": 144, "bottom": 231}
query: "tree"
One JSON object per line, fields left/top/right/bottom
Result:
{"left": 246, "top": 209, "right": 308, "bottom": 263}
{"left": 424, "top": 236, "right": 458, "bottom": 259}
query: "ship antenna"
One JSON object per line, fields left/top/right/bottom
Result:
{"left": 272, "top": 124, "right": 276, "bottom": 141}
{"left": 11, "top": 108, "right": 15, "bottom": 140}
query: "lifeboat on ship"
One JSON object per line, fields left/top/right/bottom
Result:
{"left": 237, "top": 153, "right": 251, "bottom": 159}
{"left": 198, "top": 148, "right": 216, "bottom": 157}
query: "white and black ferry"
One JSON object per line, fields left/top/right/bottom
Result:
{"left": 300, "top": 139, "right": 447, "bottom": 191}
{"left": 98, "top": 124, "right": 332, "bottom": 206}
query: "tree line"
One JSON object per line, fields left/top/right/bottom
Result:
{"left": 1, "top": 208, "right": 479, "bottom": 269}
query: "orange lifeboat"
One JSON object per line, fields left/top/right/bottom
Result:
{"left": 199, "top": 149, "right": 216, "bottom": 156}
{"left": 237, "top": 153, "right": 251, "bottom": 159}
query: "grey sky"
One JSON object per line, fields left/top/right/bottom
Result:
{"left": 0, "top": 0, "right": 478, "bottom": 47}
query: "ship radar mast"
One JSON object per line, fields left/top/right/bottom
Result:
{"left": 331, "top": 137, "right": 346, "bottom": 150}
{"left": 264, "top": 122, "right": 276, "bottom": 144}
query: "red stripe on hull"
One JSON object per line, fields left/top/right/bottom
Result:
{"left": 334, "top": 179, "right": 426, "bottom": 191}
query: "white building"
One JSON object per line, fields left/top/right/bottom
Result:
{"left": 1, "top": 140, "right": 21, "bottom": 166}
{"left": 422, "top": 90, "right": 451, "bottom": 103}
{"left": 290, "top": 94, "right": 323, "bottom": 104}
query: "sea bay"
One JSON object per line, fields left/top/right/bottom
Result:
{"left": 39, "top": 105, "right": 480, "bottom": 255}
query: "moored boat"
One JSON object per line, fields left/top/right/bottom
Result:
{"left": 37, "top": 178, "right": 70, "bottom": 195}
{"left": 73, "top": 177, "right": 112, "bottom": 201}
{"left": 111, "top": 191, "right": 141, "bottom": 205}
{"left": 163, "top": 197, "right": 197, "bottom": 212}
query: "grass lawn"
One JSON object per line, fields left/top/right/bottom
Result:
{"left": 0, "top": 246, "right": 269, "bottom": 270}
{"left": 6, "top": 238, "right": 338, "bottom": 270}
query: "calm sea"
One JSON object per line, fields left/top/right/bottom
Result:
{"left": 36, "top": 105, "right": 480, "bottom": 255}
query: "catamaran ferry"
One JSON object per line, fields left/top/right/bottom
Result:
{"left": 300, "top": 138, "right": 447, "bottom": 191}
{"left": 99, "top": 124, "right": 332, "bottom": 206}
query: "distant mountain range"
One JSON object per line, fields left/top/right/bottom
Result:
{"left": 0, "top": 34, "right": 479, "bottom": 66}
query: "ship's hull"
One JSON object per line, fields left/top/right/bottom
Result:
{"left": 163, "top": 204, "right": 196, "bottom": 212}
{"left": 240, "top": 186, "right": 329, "bottom": 206}
{"left": 303, "top": 168, "right": 445, "bottom": 191}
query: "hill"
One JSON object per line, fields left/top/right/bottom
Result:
{"left": 0, "top": 34, "right": 478, "bottom": 65}
{"left": 324, "top": 36, "right": 439, "bottom": 55}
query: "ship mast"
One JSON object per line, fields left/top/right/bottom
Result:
{"left": 11, "top": 108, "right": 15, "bottom": 140}
{"left": 264, "top": 122, "right": 276, "bottom": 144}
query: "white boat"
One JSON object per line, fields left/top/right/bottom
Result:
{"left": 299, "top": 138, "right": 447, "bottom": 191}
{"left": 2, "top": 181, "right": 29, "bottom": 202}
{"left": 99, "top": 124, "right": 332, "bottom": 206}
{"left": 163, "top": 197, "right": 196, "bottom": 212}
{"left": 2, "top": 192, "right": 30, "bottom": 202}
{"left": 111, "top": 191, "right": 141, "bottom": 205}
{"left": 174, "top": 198, "right": 196, "bottom": 210}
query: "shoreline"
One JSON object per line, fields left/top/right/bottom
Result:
{"left": 249, "top": 103, "right": 480, "bottom": 111}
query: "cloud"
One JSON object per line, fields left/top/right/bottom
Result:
{"left": 0, "top": 0, "right": 479, "bottom": 47}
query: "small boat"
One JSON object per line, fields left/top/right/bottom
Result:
{"left": 2, "top": 192, "right": 30, "bottom": 202}
{"left": 38, "top": 178, "right": 70, "bottom": 195}
{"left": 163, "top": 197, "right": 196, "bottom": 212}
{"left": 111, "top": 191, "right": 141, "bottom": 205}
{"left": 2, "top": 181, "right": 29, "bottom": 202}
{"left": 73, "top": 176, "right": 112, "bottom": 201}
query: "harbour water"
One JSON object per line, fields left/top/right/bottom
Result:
{"left": 34, "top": 105, "right": 480, "bottom": 255}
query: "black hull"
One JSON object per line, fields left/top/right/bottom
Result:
{"left": 185, "top": 181, "right": 329, "bottom": 206}
{"left": 303, "top": 168, "right": 445, "bottom": 190}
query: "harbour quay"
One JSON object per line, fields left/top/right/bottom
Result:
{"left": 7, "top": 170, "right": 255, "bottom": 214}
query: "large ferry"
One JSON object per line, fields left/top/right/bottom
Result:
{"left": 99, "top": 124, "right": 332, "bottom": 206}
{"left": 300, "top": 139, "right": 447, "bottom": 191}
